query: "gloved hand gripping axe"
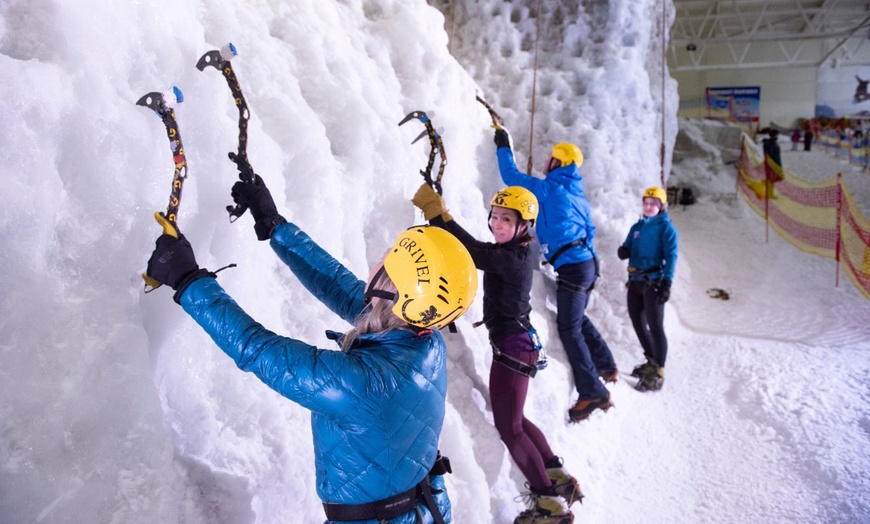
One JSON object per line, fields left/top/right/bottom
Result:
{"left": 196, "top": 42, "right": 256, "bottom": 222}
{"left": 398, "top": 111, "right": 447, "bottom": 195}
{"left": 136, "top": 87, "right": 188, "bottom": 292}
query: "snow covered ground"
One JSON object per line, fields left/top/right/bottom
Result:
{"left": 634, "top": 123, "right": 870, "bottom": 523}
{"left": 1, "top": 1, "right": 869, "bottom": 523}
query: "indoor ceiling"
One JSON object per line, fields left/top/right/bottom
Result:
{"left": 669, "top": 0, "right": 870, "bottom": 71}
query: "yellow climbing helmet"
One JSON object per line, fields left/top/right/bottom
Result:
{"left": 383, "top": 225, "right": 478, "bottom": 329}
{"left": 551, "top": 142, "right": 584, "bottom": 167}
{"left": 642, "top": 186, "right": 668, "bottom": 205}
{"left": 490, "top": 186, "right": 539, "bottom": 223}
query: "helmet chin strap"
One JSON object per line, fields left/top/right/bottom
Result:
{"left": 546, "top": 156, "right": 560, "bottom": 174}
{"left": 511, "top": 222, "right": 530, "bottom": 241}
{"left": 363, "top": 265, "right": 398, "bottom": 304}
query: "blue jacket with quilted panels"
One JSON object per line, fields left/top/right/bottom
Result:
{"left": 178, "top": 221, "right": 451, "bottom": 523}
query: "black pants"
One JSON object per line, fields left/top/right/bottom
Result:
{"left": 626, "top": 280, "right": 668, "bottom": 367}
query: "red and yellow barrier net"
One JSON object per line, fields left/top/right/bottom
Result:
{"left": 737, "top": 136, "right": 870, "bottom": 300}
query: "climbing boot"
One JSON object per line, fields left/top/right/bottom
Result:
{"left": 514, "top": 484, "right": 574, "bottom": 524}
{"left": 544, "top": 456, "right": 584, "bottom": 506}
{"left": 630, "top": 360, "right": 657, "bottom": 378}
{"left": 568, "top": 394, "right": 613, "bottom": 423}
{"left": 599, "top": 367, "right": 618, "bottom": 383}
{"left": 635, "top": 366, "right": 665, "bottom": 392}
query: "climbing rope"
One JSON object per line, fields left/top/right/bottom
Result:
{"left": 660, "top": 0, "right": 667, "bottom": 186}
{"left": 526, "top": 0, "right": 543, "bottom": 174}
{"left": 446, "top": 0, "right": 457, "bottom": 55}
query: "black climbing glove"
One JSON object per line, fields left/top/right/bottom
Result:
{"left": 231, "top": 176, "right": 286, "bottom": 241}
{"left": 655, "top": 279, "right": 672, "bottom": 304}
{"left": 147, "top": 231, "right": 214, "bottom": 304}
{"left": 617, "top": 245, "right": 630, "bottom": 260}
{"left": 494, "top": 128, "right": 511, "bottom": 149}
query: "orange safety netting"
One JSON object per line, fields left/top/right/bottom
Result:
{"left": 737, "top": 136, "right": 870, "bottom": 301}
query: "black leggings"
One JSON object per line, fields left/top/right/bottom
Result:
{"left": 626, "top": 280, "right": 668, "bottom": 367}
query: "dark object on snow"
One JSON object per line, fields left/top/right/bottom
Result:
{"left": 706, "top": 288, "right": 730, "bottom": 300}
{"left": 679, "top": 187, "right": 696, "bottom": 205}
{"left": 667, "top": 186, "right": 696, "bottom": 206}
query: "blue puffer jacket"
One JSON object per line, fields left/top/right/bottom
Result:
{"left": 621, "top": 211, "right": 679, "bottom": 281}
{"left": 497, "top": 147, "right": 596, "bottom": 268}
{"left": 179, "top": 221, "right": 451, "bottom": 524}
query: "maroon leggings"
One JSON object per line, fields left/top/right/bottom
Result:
{"left": 489, "top": 332, "right": 555, "bottom": 490}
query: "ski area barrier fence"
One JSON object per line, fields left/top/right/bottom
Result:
{"left": 817, "top": 128, "right": 870, "bottom": 170}
{"left": 737, "top": 135, "right": 870, "bottom": 301}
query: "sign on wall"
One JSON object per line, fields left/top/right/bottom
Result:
{"left": 705, "top": 86, "right": 761, "bottom": 124}
{"left": 816, "top": 66, "right": 870, "bottom": 118}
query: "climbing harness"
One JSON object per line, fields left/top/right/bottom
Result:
{"left": 398, "top": 111, "right": 447, "bottom": 195}
{"left": 528, "top": 325, "right": 548, "bottom": 371}
{"left": 492, "top": 346, "right": 539, "bottom": 378}
{"left": 137, "top": 87, "right": 188, "bottom": 293}
{"left": 545, "top": 238, "right": 588, "bottom": 267}
{"left": 321, "top": 453, "right": 451, "bottom": 523}
{"left": 484, "top": 318, "right": 548, "bottom": 376}
{"left": 627, "top": 265, "right": 664, "bottom": 277}
{"left": 196, "top": 42, "right": 256, "bottom": 222}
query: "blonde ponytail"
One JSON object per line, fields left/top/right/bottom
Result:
{"left": 342, "top": 276, "right": 407, "bottom": 352}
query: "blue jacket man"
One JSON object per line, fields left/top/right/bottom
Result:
{"left": 146, "top": 177, "right": 478, "bottom": 523}
{"left": 494, "top": 130, "right": 616, "bottom": 422}
{"left": 496, "top": 149, "right": 595, "bottom": 268}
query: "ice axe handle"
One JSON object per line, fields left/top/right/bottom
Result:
{"left": 226, "top": 203, "right": 247, "bottom": 223}
{"left": 142, "top": 212, "right": 180, "bottom": 292}
{"left": 226, "top": 150, "right": 254, "bottom": 223}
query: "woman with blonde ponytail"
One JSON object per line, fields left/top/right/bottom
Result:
{"left": 146, "top": 174, "right": 477, "bottom": 524}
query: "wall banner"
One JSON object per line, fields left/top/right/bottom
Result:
{"left": 705, "top": 86, "right": 761, "bottom": 124}
{"left": 816, "top": 66, "right": 870, "bottom": 118}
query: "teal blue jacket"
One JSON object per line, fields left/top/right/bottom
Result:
{"left": 621, "top": 211, "right": 679, "bottom": 281}
{"left": 179, "top": 221, "right": 451, "bottom": 523}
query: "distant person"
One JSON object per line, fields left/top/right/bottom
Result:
{"left": 617, "top": 187, "right": 679, "bottom": 392}
{"left": 146, "top": 176, "right": 480, "bottom": 524}
{"left": 804, "top": 128, "right": 814, "bottom": 151}
{"left": 790, "top": 128, "right": 801, "bottom": 151}
{"left": 413, "top": 182, "right": 581, "bottom": 524}
{"left": 762, "top": 129, "right": 784, "bottom": 196}
{"left": 493, "top": 129, "right": 617, "bottom": 423}
{"left": 762, "top": 129, "right": 782, "bottom": 168}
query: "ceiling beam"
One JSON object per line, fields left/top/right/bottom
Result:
{"left": 670, "top": 0, "right": 870, "bottom": 70}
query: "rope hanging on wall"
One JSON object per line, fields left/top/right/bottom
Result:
{"left": 660, "top": 0, "right": 667, "bottom": 186}
{"left": 446, "top": 0, "right": 457, "bottom": 55}
{"left": 527, "top": 0, "right": 543, "bottom": 174}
